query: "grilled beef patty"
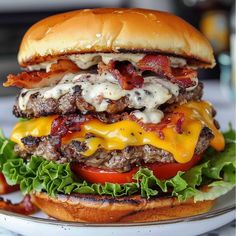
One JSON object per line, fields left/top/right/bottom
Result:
{"left": 13, "top": 83, "right": 203, "bottom": 118}
{"left": 14, "top": 127, "right": 213, "bottom": 172}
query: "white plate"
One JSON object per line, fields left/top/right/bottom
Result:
{"left": 0, "top": 189, "right": 235, "bottom": 236}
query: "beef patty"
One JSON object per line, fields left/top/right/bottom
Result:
{"left": 14, "top": 127, "right": 213, "bottom": 172}
{"left": 13, "top": 83, "right": 203, "bottom": 118}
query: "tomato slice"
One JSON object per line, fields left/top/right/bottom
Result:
{"left": 0, "top": 173, "right": 19, "bottom": 194}
{"left": 71, "top": 155, "right": 201, "bottom": 184}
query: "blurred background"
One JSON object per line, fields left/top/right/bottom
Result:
{"left": 0, "top": 0, "right": 235, "bottom": 97}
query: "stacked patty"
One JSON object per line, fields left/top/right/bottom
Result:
{"left": 8, "top": 53, "right": 215, "bottom": 172}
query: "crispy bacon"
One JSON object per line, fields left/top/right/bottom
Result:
{"left": 128, "top": 115, "right": 168, "bottom": 139}
{"left": 129, "top": 112, "right": 185, "bottom": 139}
{"left": 5, "top": 71, "right": 53, "bottom": 89}
{"left": 138, "top": 55, "right": 173, "bottom": 78}
{"left": 172, "top": 112, "right": 185, "bottom": 134}
{"left": 51, "top": 114, "right": 92, "bottom": 137}
{"left": 172, "top": 68, "right": 197, "bottom": 88}
{"left": 99, "top": 61, "right": 144, "bottom": 90}
{"left": 0, "top": 195, "right": 38, "bottom": 215}
{"left": 137, "top": 55, "right": 197, "bottom": 88}
{"left": 4, "top": 59, "right": 80, "bottom": 89}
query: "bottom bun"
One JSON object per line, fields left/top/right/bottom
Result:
{"left": 31, "top": 192, "right": 215, "bottom": 223}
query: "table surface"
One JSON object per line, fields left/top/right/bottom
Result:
{"left": 0, "top": 80, "right": 235, "bottom": 236}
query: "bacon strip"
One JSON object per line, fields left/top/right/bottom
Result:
{"left": 172, "top": 67, "right": 197, "bottom": 88}
{"left": 138, "top": 55, "right": 173, "bottom": 78}
{"left": 172, "top": 112, "right": 185, "bottom": 134}
{"left": 137, "top": 55, "right": 197, "bottom": 88}
{"left": 4, "top": 59, "right": 80, "bottom": 89}
{"left": 99, "top": 61, "right": 144, "bottom": 90}
{"left": 129, "top": 112, "right": 185, "bottom": 139}
{"left": 5, "top": 55, "right": 197, "bottom": 90}
{"left": 0, "top": 195, "right": 38, "bottom": 215}
{"left": 51, "top": 114, "right": 92, "bottom": 137}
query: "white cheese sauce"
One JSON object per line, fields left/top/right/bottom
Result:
{"left": 18, "top": 72, "right": 179, "bottom": 123}
{"left": 185, "top": 77, "right": 199, "bottom": 91}
{"left": 18, "top": 88, "right": 40, "bottom": 111}
{"left": 22, "top": 54, "right": 196, "bottom": 124}
{"left": 27, "top": 60, "right": 56, "bottom": 72}
{"left": 27, "top": 53, "right": 187, "bottom": 71}
{"left": 169, "top": 57, "right": 187, "bottom": 68}
{"left": 125, "top": 78, "right": 172, "bottom": 110}
{"left": 131, "top": 109, "right": 164, "bottom": 124}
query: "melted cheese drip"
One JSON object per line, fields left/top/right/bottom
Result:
{"left": 180, "top": 101, "right": 225, "bottom": 151}
{"left": 10, "top": 101, "right": 225, "bottom": 163}
{"left": 62, "top": 119, "right": 201, "bottom": 162}
{"left": 11, "top": 116, "right": 56, "bottom": 144}
{"left": 18, "top": 73, "right": 179, "bottom": 114}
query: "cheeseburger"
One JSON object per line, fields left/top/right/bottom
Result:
{"left": 1, "top": 8, "right": 235, "bottom": 223}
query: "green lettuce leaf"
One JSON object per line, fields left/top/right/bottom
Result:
{"left": 0, "top": 129, "right": 17, "bottom": 171}
{"left": 200, "top": 125, "right": 236, "bottom": 187}
{"left": 194, "top": 181, "right": 235, "bottom": 202}
{"left": 18, "top": 118, "right": 30, "bottom": 122}
{"left": 0, "top": 127, "right": 235, "bottom": 201}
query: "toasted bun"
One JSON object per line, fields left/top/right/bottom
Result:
{"left": 31, "top": 192, "right": 215, "bottom": 223}
{"left": 18, "top": 8, "right": 215, "bottom": 68}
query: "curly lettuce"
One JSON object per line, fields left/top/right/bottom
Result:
{"left": 0, "top": 129, "right": 17, "bottom": 172}
{"left": 0, "top": 127, "right": 235, "bottom": 201}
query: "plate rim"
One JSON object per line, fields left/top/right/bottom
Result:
{"left": 0, "top": 203, "right": 235, "bottom": 228}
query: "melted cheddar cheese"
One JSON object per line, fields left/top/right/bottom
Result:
{"left": 10, "top": 101, "right": 225, "bottom": 163}
{"left": 11, "top": 115, "right": 56, "bottom": 146}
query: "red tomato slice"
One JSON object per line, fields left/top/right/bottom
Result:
{"left": 71, "top": 155, "right": 201, "bottom": 184}
{"left": 0, "top": 173, "right": 19, "bottom": 194}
